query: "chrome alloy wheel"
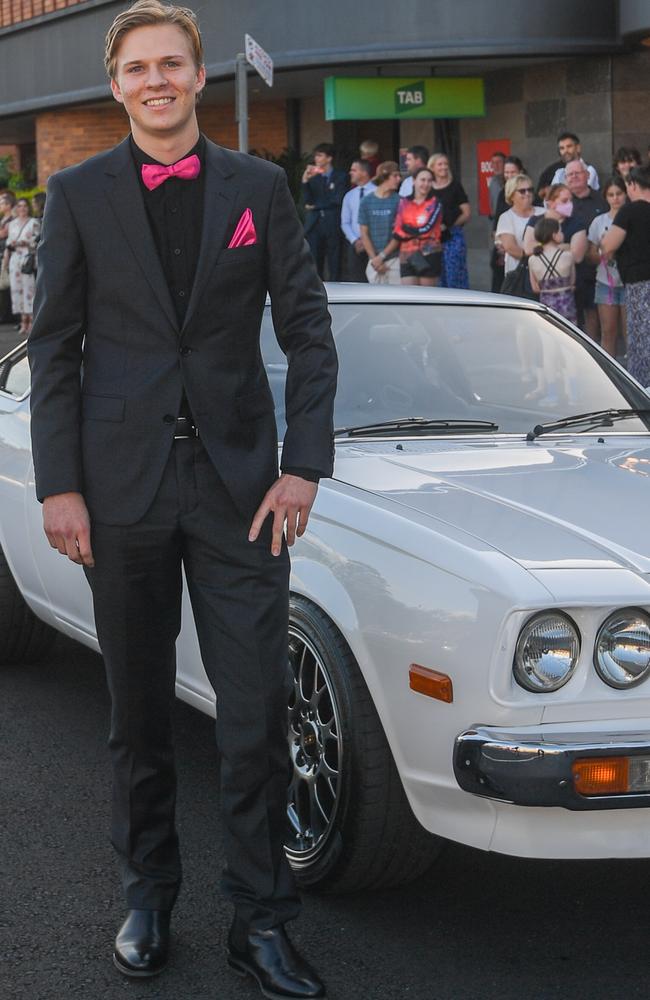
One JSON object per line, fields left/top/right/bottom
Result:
{"left": 286, "top": 626, "right": 342, "bottom": 865}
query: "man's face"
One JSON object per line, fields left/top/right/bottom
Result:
{"left": 565, "top": 161, "right": 589, "bottom": 196}
{"left": 386, "top": 170, "right": 403, "bottom": 192}
{"left": 405, "top": 153, "right": 425, "bottom": 176}
{"left": 111, "top": 24, "right": 205, "bottom": 141}
{"left": 490, "top": 155, "right": 505, "bottom": 176}
{"left": 558, "top": 138, "right": 580, "bottom": 163}
{"left": 314, "top": 151, "right": 332, "bottom": 170}
{"left": 349, "top": 163, "right": 368, "bottom": 187}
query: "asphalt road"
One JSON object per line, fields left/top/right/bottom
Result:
{"left": 2, "top": 634, "right": 650, "bottom": 1000}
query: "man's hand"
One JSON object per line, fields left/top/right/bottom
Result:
{"left": 43, "top": 492, "right": 94, "bottom": 567}
{"left": 249, "top": 474, "right": 318, "bottom": 556}
{"left": 354, "top": 238, "right": 365, "bottom": 255}
{"left": 371, "top": 254, "right": 386, "bottom": 273}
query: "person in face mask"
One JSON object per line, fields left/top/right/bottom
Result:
{"left": 523, "top": 183, "right": 587, "bottom": 264}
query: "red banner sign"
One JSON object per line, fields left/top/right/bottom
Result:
{"left": 476, "top": 139, "right": 511, "bottom": 216}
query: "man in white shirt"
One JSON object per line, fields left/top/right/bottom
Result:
{"left": 398, "top": 145, "right": 429, "bottom": 198}
{"left": 340, "top": 159, "right": 376, "bottom": 281}
{"left": 550, "top": 131, "right": 600, "bottom": 190}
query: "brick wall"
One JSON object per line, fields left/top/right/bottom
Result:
{"left": 36, "top": 99, "right": 288, "bottom": 184}
{"left": 0, "top": 0, "right": 88, "bottom": 30}
{"left": 0, "top": 143, "right": 21, "bottom": 171}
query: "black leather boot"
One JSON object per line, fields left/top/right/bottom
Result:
{"left": 113, "top": 908, "right": 171, "bottom": 977}
{"left": 227, "top": 920, "right": 326, "bottom": 999}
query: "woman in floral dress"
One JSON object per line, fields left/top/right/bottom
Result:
{"left": 2, "top": 198, "right": 40, "bottom": 335}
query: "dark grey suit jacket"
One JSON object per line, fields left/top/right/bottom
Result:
{"left": 28, "top": 137, "right": 337, "bottom": 525}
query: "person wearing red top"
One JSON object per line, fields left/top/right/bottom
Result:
{"left": 392, "top": 167, "right": 443, "bottom": 286}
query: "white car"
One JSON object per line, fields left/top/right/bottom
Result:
{"left": 3, "top": 284, "right": 650, "bottom": 892}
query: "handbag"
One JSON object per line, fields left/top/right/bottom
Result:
{"left": 21, "top": 251, "right": 37, "bottom": 276}
{"left": 408, "top": 250, "right": 433, "bottom": 275}
{"left": 500, "top": 256, "right": 538, "bottom": 301}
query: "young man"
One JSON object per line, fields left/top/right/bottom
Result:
{"left": 28, "top": 3, "right": 337, "bottom": 998}
{"left": 358, "top": 161, "right": 402, "bottom": 284}
{"left": 340, "top": 159, "right": 375, "bottom": 281}
{"left": 301, "top": 142, "right": 347, "bottom": 280}
{"left": 536, "top": 131, "right": 600, "bottom": 202}
{"left": 398, "top": 144, "right": 429, "bottom": 198}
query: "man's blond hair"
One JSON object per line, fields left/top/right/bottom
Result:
{"left": 104, "top": 0, "right": 204, "bottom": 79}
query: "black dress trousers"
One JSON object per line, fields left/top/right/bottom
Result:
{"left": 84, "top": 438, "right": 299, "bottom": 929}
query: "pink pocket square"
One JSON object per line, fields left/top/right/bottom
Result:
{"left": 228, "top": 208, "right": 257, "bottom": 248}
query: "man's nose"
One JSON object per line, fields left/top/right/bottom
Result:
{"left": 146, "top": 65, "right": 169, "bottom": 87}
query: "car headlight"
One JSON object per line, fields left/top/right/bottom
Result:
{"left": 594, "top": 608, "right": 650, "bottom": 689}
{"left": 513, "top": 611, "right": 580, "bottom": 692}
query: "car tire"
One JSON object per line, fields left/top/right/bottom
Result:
{"left": 286, "top": 595, "right": 443, "bottom": 893}
{"left": 0, "top": 546, "right": 57, "bottom": 664}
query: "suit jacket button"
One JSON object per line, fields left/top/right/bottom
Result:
{"left": 163, "top": 414, "right": 175, "bottom": 423}
{"left": 180, "top": 346, "right": 192, "bottom": 356}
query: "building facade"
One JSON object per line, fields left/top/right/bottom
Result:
{"left": 2, "top": 0, "right": 650, "bottom": 286}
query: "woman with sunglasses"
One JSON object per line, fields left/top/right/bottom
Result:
{"left": 495, "top": 174, "right": 544, "bottom": 283}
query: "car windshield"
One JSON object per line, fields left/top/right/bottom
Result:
{"left": 261, "top": 303, "right": 650, "bottom": 438}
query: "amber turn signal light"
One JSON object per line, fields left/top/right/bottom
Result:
{"left": 572, "top": 757, "right": 629, "bottom": 796}
{"left": 409, "top": 664, "right": 453, "bottom": 703}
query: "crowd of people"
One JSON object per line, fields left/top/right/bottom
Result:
{"left": 300, "top": 130, "right": 650, "bottom": 384}
{"left": 3, "top": 132, "right": 650, "bottom": 381}
{"left": 489, "top": 131, "right": 650, "bottom": 383}
{"left": 302, "top": 141, "right": 471, "bottom": 289}
{"left": 0, "top": 189, "right": 45, "bottom": 335}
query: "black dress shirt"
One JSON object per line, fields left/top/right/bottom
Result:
{"left": 131, "top": 134, "right": 205, "bottom": 328}
{"left": 131, "top": 135, "right": 318, "bottom": 483}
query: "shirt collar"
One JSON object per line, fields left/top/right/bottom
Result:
{"left": 130, "top": 133, "right": 205, "bottom": 171}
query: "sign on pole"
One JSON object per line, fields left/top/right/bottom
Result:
{"left": 245, "top": 33, "right": 273, "bottom": 88}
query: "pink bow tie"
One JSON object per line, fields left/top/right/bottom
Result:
{"left": 141, "top": 154, "right": 201, "bottom": 191}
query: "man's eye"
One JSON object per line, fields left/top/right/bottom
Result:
{"left": 128, "top": 66, "right": 143, "bottom": 72}
{"left": 165, "top": 61, "right": 180, "bottom": 68}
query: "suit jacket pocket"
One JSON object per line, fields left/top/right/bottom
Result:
{"left": 235, "top": 385, "right": 275, "bottom": 422}
{"left": 81, "top": 393, "right": 125, "bottom": 421}
{"left": 216, "top": 244, "right": 264, "bottom": 265}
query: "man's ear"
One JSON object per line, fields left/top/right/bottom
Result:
{"left": 111, "top": 77, "right": 125, "bottom": 105}
{"left": 195, "top": 64, "right": 206, "bottom": 98}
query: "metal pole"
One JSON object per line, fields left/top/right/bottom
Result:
{"left": 235, "top": 53, "right": 248, "bottom": 153}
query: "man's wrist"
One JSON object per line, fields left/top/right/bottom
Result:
{"left": 282, "top": 467, "right": 321, "bottom": 484}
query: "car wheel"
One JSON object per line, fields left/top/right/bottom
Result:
{"left": 286, "top": 595, "right": 443, "bottom": 892}
{"left": 0, "top": 546, "right": 57, "bottom": 664}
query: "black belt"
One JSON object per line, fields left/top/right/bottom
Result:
{"left": 173, "top": 415, "right": 199, "bottom": 439}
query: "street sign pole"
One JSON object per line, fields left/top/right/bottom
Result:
{"left": 235, "top": 52, "right": 248, "bottom": 153}
{"left": 235, "top": 35, "right": 273, "bottom": 154}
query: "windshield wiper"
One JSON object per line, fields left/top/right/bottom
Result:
{"left": 527, "top": 408, "right": 650, "bottom": 440}
{"left": 334, "top": 417, "right": 499, "bottom": 438}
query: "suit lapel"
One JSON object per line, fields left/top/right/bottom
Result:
{"left": 181, "top": 139, "right": 237, "bottom": 336}
{"left": 103, "top": 137, "right": 179, "bottom": 334}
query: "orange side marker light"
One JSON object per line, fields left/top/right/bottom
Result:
{"left": 409, "top": 664, "right": 453, "bottom": 703}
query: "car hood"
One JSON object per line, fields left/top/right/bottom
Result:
{"left": 333, "top": 436, "right": 650, "bottom": 573}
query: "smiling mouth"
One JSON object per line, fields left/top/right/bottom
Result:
{"left": 144, "top": 97, "right": 175, "bottom": 107}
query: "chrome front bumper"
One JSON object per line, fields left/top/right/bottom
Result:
{"left": 454, "top": 726, "right": 650, "bottom": 811}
